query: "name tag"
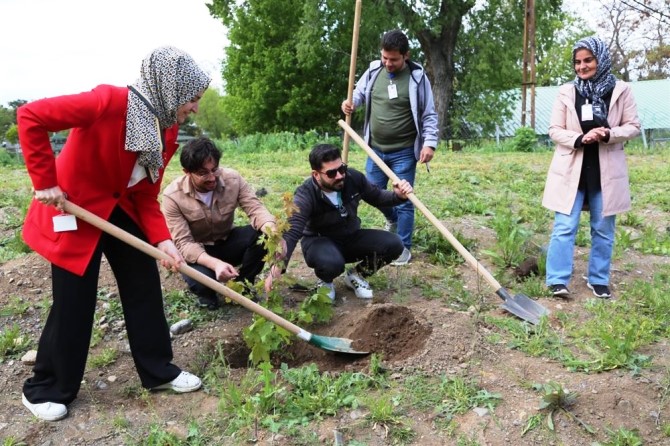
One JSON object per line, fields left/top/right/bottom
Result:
{"left": 53, "top": 214, "right": 78, "bottom": 232}
{"left": 388, "top": 83, "right": 398, "bottom": 99}
{"left": 581, "top": 103, "right": 593, "bottom": 121}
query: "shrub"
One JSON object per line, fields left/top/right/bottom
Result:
{"left": 510, "top": 126, "right": 538, "bottom": 152}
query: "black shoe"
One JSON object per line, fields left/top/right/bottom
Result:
{"left": 587, "top": 283, "right": 612, "bottom": 299}
{"left": 549, "top": 284, "right": 570, "bottom": 297}
{"left": 197, "top": 295, "right": 219, "bottom": 310}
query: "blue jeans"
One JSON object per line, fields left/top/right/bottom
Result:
{"left": 366, "top": 146, "right": 416, "bottom": 249}
{"left": 545, "top": 188, "right": 616, "bottom": 287}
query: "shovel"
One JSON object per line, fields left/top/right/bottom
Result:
{"left": 62, "top": 200, "right": 369, "bottom": 355}
{"left": 337, "top": 119, "right": 549, "bottom": 325}
{"left": 341, "top": 0, "right": 362, "bottom": 164}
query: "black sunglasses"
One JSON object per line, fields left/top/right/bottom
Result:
{"left": 319, "top": 163, "right": 347, "bottom": 179}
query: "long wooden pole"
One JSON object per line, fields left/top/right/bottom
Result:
{"left": 62, "top": 200, "right": 309, "bottom": 338}
{"left": 342, "top": 0, "right": 362, "bottom": 164}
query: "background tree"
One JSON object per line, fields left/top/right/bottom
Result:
{"left": 595, "top": 0, "right": 670, "bottom": 80}
{"left": 0, "top": 106, "right": 14, "bottom": 141}
{"left": 208, "top": 0, "right": 386, "bottom": 135}
{"left": 194, "top": 88, "right": 234, "bottom": 138}
{"left": 5, "top": 124, "right": 19, "bottom": 145}
{"left": 0, "top": 100, "right": 26, "bottom": 142}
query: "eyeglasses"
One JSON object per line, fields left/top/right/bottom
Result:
{"left": 191, "top": 167, "right": 220, "bottom": 179}
{"left": 319, "top": 163, "right": 347, "bottom": 179}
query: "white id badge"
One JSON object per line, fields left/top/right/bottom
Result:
{"left": 53, "top": 214, "right": 78, "bottom": 232}
{"left": 387, "top": 83, "right": 398, "bottom": 99}
{"left": 581, "top": 103, "right": 593, "bottom": 121}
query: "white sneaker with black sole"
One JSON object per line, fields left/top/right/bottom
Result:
{"left": 344, "top": 270, "right": 373, "bottom": 299}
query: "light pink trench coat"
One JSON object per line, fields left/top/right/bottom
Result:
{"left": 542, "top": 80, "right": 641, "bottom": 217}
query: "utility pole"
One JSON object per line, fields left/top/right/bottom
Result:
{"left": 521, "top": 0, "right": 536, "bottom": 128}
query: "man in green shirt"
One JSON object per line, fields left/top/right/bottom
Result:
{"left": 342, "top": 30, "right": 439, "bottom": 265}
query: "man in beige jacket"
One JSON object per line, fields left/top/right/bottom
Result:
{"left": 163, "top": 137, "right": 278, "bottom": 309}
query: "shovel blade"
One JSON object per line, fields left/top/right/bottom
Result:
{"left": 309, "top": 334, "right": 369, "bottom": 355}
{"left": 510, "top": 293, "right": 550, "bottom": 318}
{"left": 496, "top": 288, "right": 549, "bottom": 325}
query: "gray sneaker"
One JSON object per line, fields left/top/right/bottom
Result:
{"left": 391, "top": 248, "right": 411, "bottom": 266}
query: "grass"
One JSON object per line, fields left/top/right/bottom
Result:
{"left": 1, "top": 136, "right": 669, "bottom": 444}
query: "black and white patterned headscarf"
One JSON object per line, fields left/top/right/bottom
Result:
{"left": 125, "top": 46, "right": 210, "bottom": 183}
{"left": 572, "top": 36, "right": 617, "bottom": 125}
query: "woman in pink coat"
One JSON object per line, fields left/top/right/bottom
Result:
{"left": 18, "top": 46, "right": 210, "bottom": 421}
{"left": 542, "top": 36, "right": 640, "bottom": 299}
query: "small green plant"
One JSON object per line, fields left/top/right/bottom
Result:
{"left": 636, "top": 224, "right": 670, "bottom": 255}
{"left": 510, "top": 126, "right": 538, "bottom": 152}
{"left": 482, "top": 206, "right": 532, "bottom": 268}
{"left": 0, "top": 324, "right": 30, "bottom": 359}
{"left": 364, "top": 393, "right": 416, "bottom": 444}
{"left": 88, "top": 347, "right": 118, "bottom": 369}
{"left": 614, "top": 227, "right": 637, "bottom": 257}
{"left": 0, "top": 296, "right": 30, "bottom": 316}
{"left": 597, "top": 426, "right": 643, "bottom": 446}
{"left": 456, "top": 434, "right": 481, "bottom": 446}
{"left": 619, "top": 212, "right": 644, "bottom": 228}
{"left": 437, "top": 376, "right": 502, "bottom": 416}
{"left": 2, "top": 437, "right": 27, "bottom": 446}
{"left": 534, "top": 381, "right": 593, "bottom": 434}
{"left": 522, "top": 412, "right": 544, "bottom": 436}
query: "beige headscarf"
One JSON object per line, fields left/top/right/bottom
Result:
{"left": 125, "top": 46, "right": 211, "bottom": 183}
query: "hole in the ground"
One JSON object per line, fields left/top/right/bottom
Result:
{"left": 281, "top": 304, "right": 431, "bottom": 371}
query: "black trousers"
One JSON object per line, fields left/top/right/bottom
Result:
{"left": 23, "top": 207, "right": 180, "bottom": 405}
{"left": 183, "top": 225, "right": 266, "bottom": 299}
{"left": 300, "top": 229, "right": 403, "bottom": 282}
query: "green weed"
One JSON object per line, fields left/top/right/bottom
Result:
{"left": 0, "top": 296, "right": 30, "bottom": 316}
{"left": 598, "top": 426, "right": 644, "bottom": 446}
{"left": 619, "top": 212, "right": 644, "bottom": 229}
{"left": 88, "top": 347, "right": 118, "bottom": 369}
{"left": 0, "top": 324, "right": 30, "bottom": 360}
{"left": 636, "top": 224, "right": 670, "bottom": 255}
{"left": 534, "top": 381, "right": 594, "bottom": 434}
{"left": 2, "top": 437, "right": 27, "bottom": 446}
{"left": 364, "top": 393, "right": 416, "bottom": 445}
{"left": 482, "top": 206, "right": 532, "bottom": 268}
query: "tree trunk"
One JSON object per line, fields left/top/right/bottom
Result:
{"left": 417, "top": 25, "right": 460, "bottom": 140}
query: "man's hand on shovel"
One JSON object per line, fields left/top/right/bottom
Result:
{"left": 392, "top": 179, "right": 413, "bottom": 199}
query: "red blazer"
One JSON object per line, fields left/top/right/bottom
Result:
{"left": 18, "top": 85, "right": 179, "bottom": 276}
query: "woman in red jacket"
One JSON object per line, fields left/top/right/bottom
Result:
{"left": 18, "top": 46, "right": 210, "bottom": 421}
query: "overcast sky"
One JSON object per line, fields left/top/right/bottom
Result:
{"left": 0, "top": 0, "right": 227, "bottom": 107}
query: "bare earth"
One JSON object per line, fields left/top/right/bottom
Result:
{"left": 1, "top": 220, "right": 669, "bottom": 445}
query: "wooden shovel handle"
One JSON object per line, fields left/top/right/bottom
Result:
{"left": 337, "top": 120, "right": 504, "bottom": 292}
{"left": 342, "top": 0, "right": 362, "bottom": 164}
{"left": 62, "top": 200, "right": 310, "bottom": 340}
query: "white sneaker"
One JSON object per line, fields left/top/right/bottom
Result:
{"left": 153, "top": 371, "right": 202, "bottom": 393}
{"left": 384, "top": 220, "right": 398, "bottom": 233}
{"left": 391, "top": 248, "right": 412, "bottom": 266}
{"left": 344, "top": 270, "right": 373, "bottom": 299}
{"left": 22, "top": 393, "right": 67, "bottom": 421}
{"left": 316, "top": 280, "right": 336, "bottom": 301}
